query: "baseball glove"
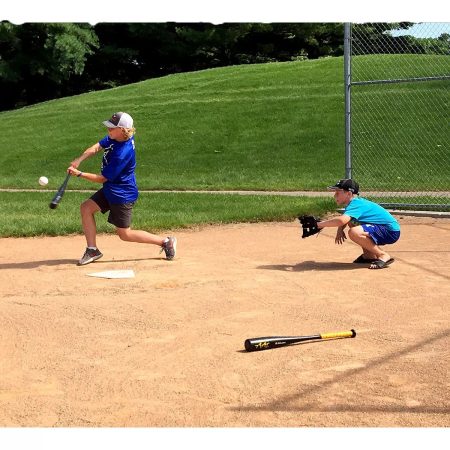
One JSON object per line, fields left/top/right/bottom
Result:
{"left": 298, "top": 215, "right": 322, "bottom": 238}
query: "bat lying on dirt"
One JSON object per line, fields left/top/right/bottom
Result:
{"left": 244, "top": 329, "right": 356, "bottom": 352}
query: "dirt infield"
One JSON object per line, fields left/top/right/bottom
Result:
{"left": 0, "top": 216, "right": 449, "bottom": 427}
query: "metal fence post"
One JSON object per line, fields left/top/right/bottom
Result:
{"left": 344, "top": 23, "right": 352, "bottom": 179}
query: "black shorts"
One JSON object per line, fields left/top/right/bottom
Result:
{"left": 90, "top": 188, "right": 135, "bottom": 228}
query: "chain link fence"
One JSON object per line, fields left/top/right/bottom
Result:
{"left": 344, "top": 22, "right": 450, "bottom": 211}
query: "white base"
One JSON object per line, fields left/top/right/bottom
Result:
{"left": 87, "top": 270, "right": 135, "bottom": 279}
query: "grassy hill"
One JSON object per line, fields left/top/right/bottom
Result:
{"left": 1, "top": 54, "right": 448, "bottom": 192}
{"left": 0, "top": 57, "right": 345, "bottom": 190}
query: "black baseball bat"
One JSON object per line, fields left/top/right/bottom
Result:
{"left": 49, "top": 173, "right": 71, "bottom": 209}
{"left": 244, "top": 329, "right": 356, "bottom": 352}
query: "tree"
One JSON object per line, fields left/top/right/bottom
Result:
{"left": 8, "top": 22, "right": 447, "bottom": 111}
{"left": 0, "top": 22, "right": 98, "bottom": 109}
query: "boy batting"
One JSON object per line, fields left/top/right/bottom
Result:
{"left": 67, "top": 111, "right": 177, "bottom": 266}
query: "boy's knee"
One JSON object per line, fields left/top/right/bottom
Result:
{"left": 81, "top": 199, "right": 99, "bottom": 215}
{"left": 80, "top": 200, "right": 90, "bottom": 214}
{"left": 117, "top": 228, "right": 131, "bottom": 241}
{"left": 348, "top": 226, "right": 364, "bottom": 241}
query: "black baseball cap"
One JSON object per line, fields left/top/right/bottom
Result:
{"left": 327, "top": 179, "right": 359, "bottom": 194}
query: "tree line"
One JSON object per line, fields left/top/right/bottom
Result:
{"left": 1, "top": 22, "right": 447, "bottom": 111}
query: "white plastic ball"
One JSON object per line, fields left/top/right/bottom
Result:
{"left": 39, "top": 176, "right": 49, "bottom": 186}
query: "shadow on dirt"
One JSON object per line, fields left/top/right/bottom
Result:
{"left": 258, "top": 261, "right": 368, "bottom": 271}
{"left": 0, "top": 257, "right": 154, "bottom": 269}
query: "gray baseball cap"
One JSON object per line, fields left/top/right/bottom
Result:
{"left": 103, "top": 112, "right": 133, "bottom": 128}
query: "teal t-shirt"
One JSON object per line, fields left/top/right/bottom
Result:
{"left": 344, "top": 197, "right": 401, "bottom": 231}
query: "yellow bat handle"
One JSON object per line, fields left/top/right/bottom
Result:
{"left": 320, "top": 329, "right": 356, "bottom": 340}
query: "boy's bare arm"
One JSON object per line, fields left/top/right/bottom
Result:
{"left": 67, "top": 166, "right": 107, "bottom": 183}
{"left": 67, "top": 143, "right": 107, "bottom": 183}
{"left": 70, "top": 143, "right": 102, "bottom": 168}
{"left": 318, "top": 214, "right": 351, "bottom": 229}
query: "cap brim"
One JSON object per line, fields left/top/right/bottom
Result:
{"left": 327, "top": 185, "right": 341, "bottom": 190}
{"left": 102, "top": 120, "right": 119, "bottom": 128}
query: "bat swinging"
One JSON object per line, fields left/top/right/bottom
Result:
{"left": 49, "top": 173, "right": 71, "bottom": 209}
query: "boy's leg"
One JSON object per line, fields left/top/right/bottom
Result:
{"left": 347, "top": 226, "right": 391, "bottom": 262}
{"left": 110, "top": 203, "right": 177, "bottom": 259}
{"left": 116, "top": 228, "right": 177, "bottom": 260}
{"left": 116, "top": 227, "right": 165, "bottom": 246}
{"left": 81, "top": 199, "right": 101, "bottom": 247}
{"left": 77, "top": 198, "right": 103, "bottom": 266}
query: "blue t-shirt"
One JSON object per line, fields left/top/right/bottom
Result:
{"left": 99, "top": 135, "right": 138, "bottom": 204}
{"left": 344, "top": 197, "right": 401, "bottom": 232}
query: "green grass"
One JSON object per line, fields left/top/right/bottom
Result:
{"left": 350, "top": 54, "right": 450, "bottom": 192}
{"left": 352, "top": 54, "right": 450, "bottom": 82}
{"left": 0, "top": 55, "right": 448, "bottom": 237}
{"left": 0, "top": 191, "right": 334, "bottom": 237}
{"left": 0, "top": 57, "right": 344, "bottom": 190}
{"left": 1, "top": 55, "right": 447, "bottom": 191}
{"left": 352, "top": 84, "right": 449, "bottom": 190}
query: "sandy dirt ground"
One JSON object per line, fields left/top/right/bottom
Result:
{"left": 0, "top": 216, "right": 449, "bottom": 427}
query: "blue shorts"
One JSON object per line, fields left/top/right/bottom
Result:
{"left": 361, "top": 224, "right": 400, "bottom": 245}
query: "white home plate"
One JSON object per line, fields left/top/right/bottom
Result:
{"left": 87, "top": 270, "right": 135, "bottom": 279}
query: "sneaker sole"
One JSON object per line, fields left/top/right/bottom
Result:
{"left": 77, "top": 254, "right": 103, "bottom": 266}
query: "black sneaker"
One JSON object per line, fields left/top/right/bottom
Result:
{"left": 78, "top": 247, "right": 103, "bottom": 266}
{"left": 160, "top": 237, "right": 177, "bottom": 260}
